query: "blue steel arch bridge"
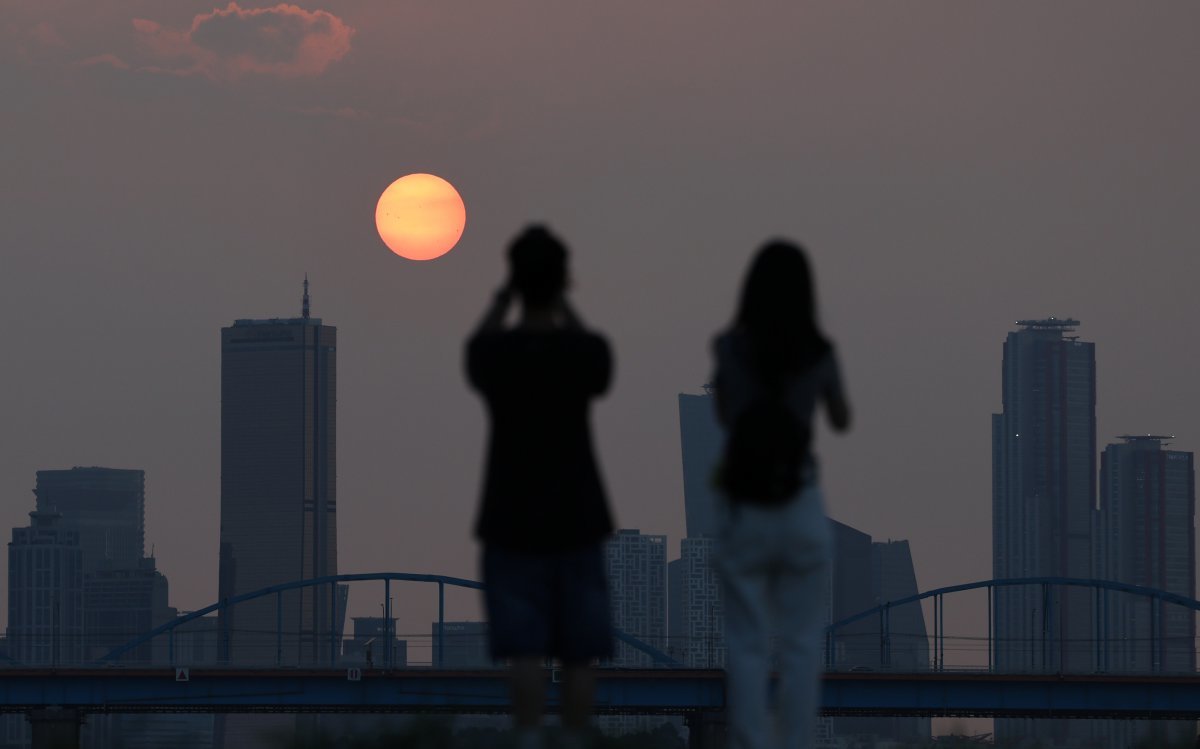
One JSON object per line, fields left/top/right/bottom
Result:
{"left": 4, "top": 573, "right": 1200, "bottom": 727}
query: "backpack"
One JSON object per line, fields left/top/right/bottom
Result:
{"left": 718, "top": 386, "right": 810, "bottom": 505}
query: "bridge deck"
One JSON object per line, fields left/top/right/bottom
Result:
{"left": 3, "top": 670, "right": 1200, "bottom": 718}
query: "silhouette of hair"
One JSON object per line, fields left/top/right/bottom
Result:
{"left": 508, "top": 225, "right": 567, "bottom": 307}
{"left": 735, "top": 240, "right": 831, "bottom": 376}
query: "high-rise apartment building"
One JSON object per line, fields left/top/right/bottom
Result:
{"left": 1096, "top": 436, "right": 1195, "bottom": 672}
{"left": 34, "top": 467, "right": 144, "bottom": 574}
{"left": 992, "top": 318, "right": 1096, "bottom": 747}
{"left": 674, "top": 536, "right": 724, "bottom": 667}
{"left": 6, "top": 511, "right": 84, "bottom": 666}
{"left": 992, "top": 318, "right": 1096, "bottom": 673}
{"left": 1094, "top": 436, "right": 1196, "bottom": 747}
{"left": 605, "top": 529, "right": 667, "bottom": 666}
{"left": 678, "top": 391, "right": 722, "bottom": 538}
{"left": 218, "top": 281, "right": 338, "bottom": 665}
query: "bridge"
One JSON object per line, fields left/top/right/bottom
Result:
{"left": 4, "top": 669, "right": 1200, "bottom": 719}
{"left": 5, "top": 573, "right": 1200, "bottom": 747}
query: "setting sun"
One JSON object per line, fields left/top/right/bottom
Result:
{"left": 375, "top": 174, "right": 466, "bottom": 261}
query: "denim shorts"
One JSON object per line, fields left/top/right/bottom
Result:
{"left": 482, "top": 543, "right": 613, "bottom": 664}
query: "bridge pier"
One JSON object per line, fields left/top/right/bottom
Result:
{"left": 685, "top": 711, "right": 725, "bottom": 749}
{"left": 26, "top": 707, "right": 82, "bottom": 749}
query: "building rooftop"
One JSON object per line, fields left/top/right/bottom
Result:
{"left": 231, "top": 317, "right": 324, "bottom": 327}
{"left": 1016, "top": 317, "right": 1080, "bottom": 332}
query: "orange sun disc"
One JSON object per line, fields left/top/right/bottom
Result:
{"left": 375, "top": 173, "right": 466, "bottom": 261}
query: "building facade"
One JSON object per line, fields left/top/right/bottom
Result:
{"left": 343, "top": 617, "right": 406, "bottom": 669}
{"left": 678, "top": 391, "right": 722, "bottom": 539}
{"left": 431, "top": 621, "right": 489, "bottom": 668}
{"left": 34, "top": 467, "right": 144, "bottom": 574}
{"left": 82, "top": 557, "right": 174, "bottom": 663}
{"left": 992, "top": 319, "right": 1097, "bottom": 747}
{"left": 605, "top": 529, "right": 667, "bottom": 666}
{"left": 6, "top": 511, "right": 84, "bottom": 666}
{"left": 1094, "top": 436, "right": 1196, "bottom": 746}
{"left": 217, "top": 282, "right": 338, "bottom": 666}
{"left": 1097, "top": 436, "right": 1195, "bottom": 672}
{"left": 992, "top": 318, "right": 1096, "bottom": 674}
{"left": 673, "top": 536, "right": 724, "bottom": 668}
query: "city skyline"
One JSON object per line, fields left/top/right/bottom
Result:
{"left": 4, "top": 2, "right": 1200, "bottom": 649}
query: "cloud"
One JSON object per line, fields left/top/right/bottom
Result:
{"left": 131, "top": 3, "right": 354, "bottom": 81}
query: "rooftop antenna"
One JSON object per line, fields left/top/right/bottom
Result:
{"left": 302, "top": 274, "right": 311, "bottom": 319}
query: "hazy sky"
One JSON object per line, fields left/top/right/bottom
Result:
{"left": 3, "top": 2, "right": 1200, "bottom": 650}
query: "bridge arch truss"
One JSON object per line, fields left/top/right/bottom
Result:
{"left": 826, "top": 576, "right": 1200, "bottom": 673}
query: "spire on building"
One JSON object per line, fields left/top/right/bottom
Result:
{"left": 303, "top": 274, "right": 310, "bottom": 319}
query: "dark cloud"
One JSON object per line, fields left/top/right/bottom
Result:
{"left": 131, "top": 2, "right": 354, "bottom": 81}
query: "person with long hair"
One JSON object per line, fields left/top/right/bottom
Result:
{"left": 713, "top": 240, "right": 851, "bottom": 749}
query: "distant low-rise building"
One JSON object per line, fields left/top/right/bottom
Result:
{"left": 83, "top": 557, "right": 174, "bottom": 663}
{"left": 343, "top": 616, "right": 406, "bottom": 669}
{"left": 432, "top": 621, "right": 489, "bottom": 668}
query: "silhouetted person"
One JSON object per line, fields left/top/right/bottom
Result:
{"left": 712, "top": 241, "right": 850, "bottom": 749}
{"left": 466, "top": 225, "right": 614, "bottom": 749}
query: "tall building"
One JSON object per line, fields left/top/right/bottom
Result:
{"left": 678, "top": 391, "right": 722, "bottom": 538}
{"left": 605, "top": 529, "right": 667, "bottom": 666}
{"left": 992, "top": 318, "right": 1096, "bottom": 748}
{"left": 6, "top": 511, "right": 84, "bottom": 666}
{"left": 673, "top": 536, "right": 724, "bottom": 668}
{"left": 828, "top": 521, "right": 874, "bottom": 668}
{"left": 217, "top": 280, "right": 338, "bottom": 666}
{"left": 1094, "top": 436, "right": 1196, "bottom": 747}
{"left": 865, "top": 540, "right": 931, "bottom": 742}
{"left": 34, "top": 467, "right": 144, "bottom": 574}
{"left": 1097, "top": 436, "right": 1195, "bottom": 672}
{"left": 992, "top": 318, "right": 1096, "bottom": 673}
{"left": 666, "top": 558, "right": 686, "bottom": 663}
{"left": 870, "top": 539, "right": 929, "bottom": 672}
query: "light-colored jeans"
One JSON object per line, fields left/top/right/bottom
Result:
{"left": 715, "top": 486, "right": 831, "bottom": 749}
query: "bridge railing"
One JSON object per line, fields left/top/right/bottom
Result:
{"left": 6, "top": 575, "right": 1200, "bottom": 676}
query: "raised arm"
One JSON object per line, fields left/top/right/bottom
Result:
{"left": 473, "top": 286, "right": 514, "bottom": 336}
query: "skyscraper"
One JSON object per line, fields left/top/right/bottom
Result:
{"left": 605, "top": 529, "right": 667, "bottom": 666}
{"left": 678, "top": 391, "right": 722, "bottom": 538}
{"left": 34, "top": 467, "right": 144, "bottom": 574}
{"left": 674, "top": 536, "right": 724, "bottom": 668}
{"left": 870, "top": 539, "right": 929, "bottom": 673}
{"left": 217, "top": 280, "right": 338, "bottom": 665}
{"left": 1095, "top": 436, "right": 1196, "bottom": 747}
{"left": 992, "top": 318, "right": 1096, "bottom": 672}
{"left": 992, "top": 318, "right": 1096, "bottom": 746}
{"left": 1096, "top": 436, "right": 1195, "bottom": 672}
